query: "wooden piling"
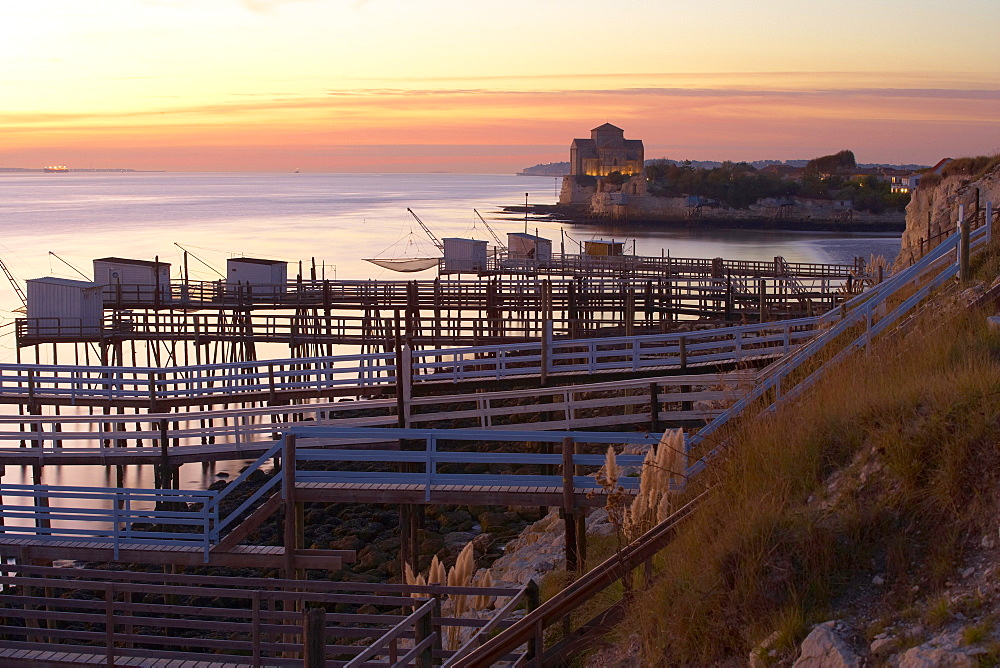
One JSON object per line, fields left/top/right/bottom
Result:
{"left": 561, "top": 437, "right": 578, "bottom": 572}
{"left": 303, "top": 607, "right": 326, "bottom": 667}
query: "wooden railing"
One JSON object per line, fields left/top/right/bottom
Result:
{"left": 455, "top": 207, "right": 996, "bottom": 665}
{"left": 17, "top": 274, "right": 839, "bottom": 347}
{"left": 0, "top": 564, "right": 528, "bottom": 667}
{"left": 286, "top": 427, "right": 657, "bottom": 498}
{"left": 85, "top": 256, "right": 855, "bottom": 310}
{"left": 0, "top": 485, "right": 217, "bottom": 560}
{"left": 0, "top": 429, "right": 666, "bottom": 555}
{"left": 452, "top": 492, "right": 709, "bottom": 666}
{"left": 1, "top": 316, "right": 817, "bottom": 406}
{"left": 453, "top": 252, "right": 856, "bottom": 279}
{"left": 0, "top": 371, "right": 747, "bottom": 464}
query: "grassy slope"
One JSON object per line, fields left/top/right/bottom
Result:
{"left": 599, "top": 242, "right": 1000, "bottom": 664}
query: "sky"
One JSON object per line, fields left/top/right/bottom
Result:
{"left": 2, "top": 0, "right": 999, "bottom": 172}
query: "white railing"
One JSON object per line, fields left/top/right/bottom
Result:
{"left": 0, "top": 317, "right": 819, "bottom": 405}
{"left": 0, "top": 371, "right": 747, "bottom": 460}
{"left": 0, "top": 484, "right": 217, "bottom": 560}
{"left": 687, "top": 214, "right": 991, "bottom": 475}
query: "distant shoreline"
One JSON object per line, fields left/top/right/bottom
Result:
{"left": 506, "top": 204, "right": 906, "bottom": 234}
{"left": 0, "top": 168, "right": 165, "bottom": 173}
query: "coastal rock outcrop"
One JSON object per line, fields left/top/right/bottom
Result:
{"left": 897, "top": 162, "right": 1000, "bottom": 267}
{"left": 792, "top": 621, "right": 861, "bottom": 668}
{"left": 897, "top": 631, "right": 981, "bottom": 667}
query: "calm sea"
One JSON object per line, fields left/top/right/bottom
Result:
{"left": 0, "top": 171, "right": 901, "bottom": 489}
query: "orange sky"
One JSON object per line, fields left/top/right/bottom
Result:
{"left": 2, "top": 1, "right": 999, "bottom": 171}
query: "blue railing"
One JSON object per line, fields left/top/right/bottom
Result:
{"left": 287, "top": 427, "right": 661, "bottom": 501}
{"left": 1, "top": 218, "right": 986, "bottom": 568}
{"left": 687, "top": 217, "right": 990, "bottom": 475}
{"left": 0, "top": 484, "right": 217, "bottom": 561}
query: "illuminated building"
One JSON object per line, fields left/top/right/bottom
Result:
{"left": 569, "top": 123, "right": 644, "bottom": 177}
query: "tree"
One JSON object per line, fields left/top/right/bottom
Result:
{"left": 805, "top": 150, "right": 856, "bottom": 175}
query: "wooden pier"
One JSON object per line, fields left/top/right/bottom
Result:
{"left": 1, "top": 317, "right": 818, "bottom": 410}
{"left": 17, "top": 274, "right": 846, "bottom": 363}
{"left": 439, "top": 251, "right": 859, "bottom": 279}
{"left": 0, "top": 563, "right": 528, "bottom": 667}
{"left": 0, "top": 211, "right": 991, "bottom": 667}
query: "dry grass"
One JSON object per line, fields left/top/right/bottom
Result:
{"left": 621, "top": 243, "right": 1000, "bottom": 664}
{"left": 941, "top": 154, "right": 1000, "bottom": 180}
{"left": 403, "top": 541, "right": 488, "bottom": 650}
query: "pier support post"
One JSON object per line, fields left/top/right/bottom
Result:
{"left": 987, "top": 201, "right": 994, "bottom": 246}
{"left": 414, "top": 596, "right": 439, "bottom": 668}
{"left": 525, "top": 580, "right": 540, "bottom": 661}
{"left": 758, "top": 279, "right": 767, "bottom": 322}
{"left": 303, "top": 607, "right": 326, "bottom": 668}
{"left": 540, "top": 319, "right": 551, "bottom": 387}
{"left": 959, "top": 205, "right": 971, "bottom": 282}
{"left": 561, "top": 437, "right": 579, "bottom": 572}
{"left": 283, "top": 434, "right": 299, "bottom": 580}
{"left": 649, "top": 382, "right": 661, "bottom": 432}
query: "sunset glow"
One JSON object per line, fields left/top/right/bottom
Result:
{"left": 3, "top": 0, "right": 999, "bottom": 172}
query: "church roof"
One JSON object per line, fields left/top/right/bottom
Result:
{"left": 592, "top": 122, "right": 623, "bottom": 132}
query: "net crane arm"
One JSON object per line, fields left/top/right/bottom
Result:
{"left": 407, "top": 208, "right": 444, "bottom": 251}
{"left": 474, "top": 209, "right": 507, "bottom": 251}
{"left": 48, "top": 251, "right": 91, "bottom": 281}
{"left": 0, "top": 257, "right": 27, "bottom": 309}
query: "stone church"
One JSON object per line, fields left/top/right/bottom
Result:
{"left": 569, "top": 123, "right": 644, "bottom": 176}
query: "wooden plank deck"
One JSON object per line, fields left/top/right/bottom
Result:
{"left": 0, "top": 537, "right": 346, "bottom": 570}
{"left": 295, "top": 481, "right": 620, "bottom": 507}
{"left": 0, "top": 646, "right": 241, "bottom": 667}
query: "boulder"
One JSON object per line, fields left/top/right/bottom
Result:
{"left": 793, "top": 621, "right": 860, "bottom": 668}
{"left": 898, "top": 632, "right": 980, "bottom": 668}
{"left": 869, "top": 634, "right": 899, "bottom": 655}
{"left": 443, "top": 531, "right": 476, "bottom": 552}
{"left": 898, "top": 646, "right": 976, "bottom": 667}
{"left": 472, "top": 532, "right": 494, "bottom": 553}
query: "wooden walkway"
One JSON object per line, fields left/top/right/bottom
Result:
{"left": 0, "top": 563, "right": 528, "bottom": 667}
{"left": 0, "top": 370, "right": 748, "bottom": 465}
{"left": 465, "top": 250, "right": 859, "bottom": 279}
{"left": 98, "top": 255, "right": 857, "bottom": 310}
{"left": 1, "top": 316, "right": 818, "bottom": 409}
{"left": 296, "top": 481, "right": 613, "bottom": 507}
{"left": 453, "top": 206, "right": 998, "bottom": 666}
{"left": 19, "top": 271, "right": 845, "bottom": 349}
{"left": 0, "top": 537, "right": 346, "bottom": 570}
{"left": 0, "top": 216, "right": 991, "bottom": 668}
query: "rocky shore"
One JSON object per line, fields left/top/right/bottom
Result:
{"left": 506, "top": 204, "right": 905, "bottom": 233}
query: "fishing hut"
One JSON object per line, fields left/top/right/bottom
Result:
{"left": 227, "top": 257, "right": 288, "bottom": 289}
{"left": 93, "top": 256, "right": 171, "bottom": 306}
{"left": 25, "top": 277, "right": 103, "bottom": 338}
{"left": 443, "top": 237, "right": 488, "bottom": 273}
{"left": 227, "top": 256, "right": 288, "bottom": 302}
{"left": 584, "top": 239, "right": 624, "bottom": 256}
{"left": 507, "top": 232, "right": 552, "bottom": 261}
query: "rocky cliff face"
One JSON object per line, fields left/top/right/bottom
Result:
{"left": 896, "top": 165, "right": 1000, "bottom": 267}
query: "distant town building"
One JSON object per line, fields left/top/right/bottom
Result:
{"left": 878, "top": 167, "right": 924, "bottom": 193}
{"left": 888, "top": 173, "right": 921, "bottom": 194}
{"left": 760, "top": 164, "right": 804, "bottom": 180}
{"left": 569, "top": 123, "right": 644, "bottom": 177}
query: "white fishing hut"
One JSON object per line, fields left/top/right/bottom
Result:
{"left": 227, "top": 258, "right": 288, "bottom": 294}
{"left": 26, "top": 277, "right": 104, "bottom": 336}
{"left": 442, "top": 238, "right": 488, "bottom": 273}
{"left": 507, "top": 233, "right": 552, "bottom": 261}
{"left": 93, "top": 257, "right": 171, "bottom": 304}
{"left": 584, "top": 240, "right": 624, "bottom": 257}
